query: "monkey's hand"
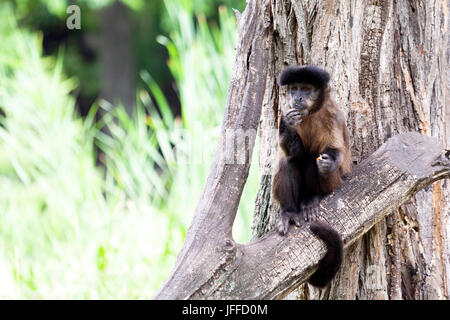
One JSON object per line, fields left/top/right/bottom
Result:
{"left": 285, "top": 108, "right": 307, "bottom": 127}
{"left": 277, "top": 210, "right": 302, "bottom": 236}
{"left": 317, "top": 153, "right": 338, "bottom": 175}
{"left": 300, "top": 197, "right": 320, "bottom": 222}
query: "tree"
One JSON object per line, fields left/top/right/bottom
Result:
{"left": 155, "top": 0, "right": 450, "bottom": 299}
{"left": 99, "top": 1, "right": 135, "bottom": 114}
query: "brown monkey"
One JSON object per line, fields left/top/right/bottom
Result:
{"left": 272, "top": 65, "right": 352, "bottom": 288}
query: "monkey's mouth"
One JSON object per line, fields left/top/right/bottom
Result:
{"left": 293, "top": 104, "right": 308, "bottom": 112}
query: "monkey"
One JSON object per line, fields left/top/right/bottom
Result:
{"left": 271, "top": 65, "right": 352, "bottom": 288}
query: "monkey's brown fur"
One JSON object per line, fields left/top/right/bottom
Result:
{"left": 293, "top": 86, "right": 351, "bottom": 192}
{"left": 272, "top": 65, "right": 351, "bottom": 288}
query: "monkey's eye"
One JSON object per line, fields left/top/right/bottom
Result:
{"left": 290, "top": 86, "right": 298, "bottom": 91}
{"left": 301, "top": 86, "right": 311, "bottom": 92}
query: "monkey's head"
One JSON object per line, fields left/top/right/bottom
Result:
{"left": 278, "top": 65, "right": 330, "bottom": 114}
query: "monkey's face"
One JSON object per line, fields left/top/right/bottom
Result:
{"left": 288, "top": 82, "right": 320, "bottom": 114}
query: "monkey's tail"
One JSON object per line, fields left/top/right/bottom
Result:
{"left": 307, "top": 221, "right": 343, "bottom": 288}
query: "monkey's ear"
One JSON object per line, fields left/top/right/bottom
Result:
{"left": 278, "top": 65, "right": 330, "bottom": 88}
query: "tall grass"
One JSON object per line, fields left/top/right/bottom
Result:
{"left": 99, "top": 0, "right": 258, "bottom": 242}
{"left": 159, "top": 0, "right": 258, "bottom": 242}
{"left": 0, "top": 8, "right": 112, "bottom": 298}
{"left": 0, "top": 0, "right": 256, "bottom": 298}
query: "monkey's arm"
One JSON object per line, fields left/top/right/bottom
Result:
{"left": 317, "top": 147, "right": 347, "bottom": 194}
{"left": 316, "top": 108, "right": 351, "bottom": 177}
{"left": 274, "top": 116, "right": 306, "bottom": 235}
{"left": 279, "top": 116, "right": 305, "bottom": 160}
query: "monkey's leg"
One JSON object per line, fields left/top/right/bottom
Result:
{"left": 272, "top": 157, "right": 303, "bottom": 235}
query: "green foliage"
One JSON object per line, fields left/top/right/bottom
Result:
{"left": 158, "top": 0, "right": 257, "bottom": 242}
{"left": 0, "top": 4, "right": 179, "bottom": 298}
{"left": 0, "top": 7, "right": 107, "bottom": 298}
{"left": 10, "top": 0, "right": 143, "bottom": 17}
{"left": 97, "top": 0, "right": 257, "bottom": 242}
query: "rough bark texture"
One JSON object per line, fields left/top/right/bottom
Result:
{"left": 154, "top": 0, "right": 450, "bottom": 300}
{"left": 252, "top": 0, "right": 450, "bottom": 300}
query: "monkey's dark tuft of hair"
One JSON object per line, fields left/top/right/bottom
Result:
{"left": 307, "top": 221, "right": 343, "bottom": 288}
{"left": 278, "top": 65, "right": 330, "bottom": 88}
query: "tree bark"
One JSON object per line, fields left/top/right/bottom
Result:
{"left": 154, "top": 0, "right": 450, "bottom": 300}
{"left": 253, "top": 0, "right": 449, "bottom": 300}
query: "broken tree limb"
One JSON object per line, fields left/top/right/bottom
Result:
{"left": 154, "top": 131, "right": 449, "bottom": 300}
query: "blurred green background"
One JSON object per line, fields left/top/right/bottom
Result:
{"left": 0, "top": 0, "right": 258, "bottom": 298}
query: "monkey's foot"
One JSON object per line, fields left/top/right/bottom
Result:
{"left": 300, "top": 198, "right": 320, "bottom": 222}
{"left": 277, "top": 210, "right": 302, "bottom": 236}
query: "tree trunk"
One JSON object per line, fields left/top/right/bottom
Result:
{"left": 98, "top": 1, "right": 135, "bottom": 114}
{"left": 252, "top": 0, "right": 449, "bottom": 300}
